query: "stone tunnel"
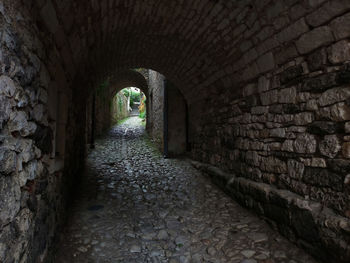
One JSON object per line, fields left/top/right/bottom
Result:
{"left": 0, "top": 0, "right": 350, "bottom": 262}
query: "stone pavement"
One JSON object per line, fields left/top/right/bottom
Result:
{"left": 54, "top": 117, "right": 318, "bottom": 263}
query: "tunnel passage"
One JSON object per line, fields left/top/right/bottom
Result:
{"left": 0, "top": 0, "right": 350, "bottom": 262}
{"left": 87, "top": 69, "right": 149, "bottom": 139}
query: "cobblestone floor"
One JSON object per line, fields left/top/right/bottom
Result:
{"left": 54, "top": 117, "right": 318, "bottom": 263}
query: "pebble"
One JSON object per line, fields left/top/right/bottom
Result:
{"left": 54, "top": 117, "right": 319, "bottom": 263}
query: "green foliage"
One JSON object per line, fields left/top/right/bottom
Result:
{"left": 121, "top": 88, "right": 141, "bottom": 107}
{"left": 122, "top": 88, "right": 130, "bottom": 97}
{"left": 139, "top": 111, "right": 146, "bottom": 119}
{"left": 129, "top": 90, "right": 140, "bottom": 107}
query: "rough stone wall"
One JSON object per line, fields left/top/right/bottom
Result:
{"left": 0, "top": 1, "right": 84, "bottom": 262}
{"left": 148, "top": 70, "right": 165, "bottom": 150}
{"left": 190, "top": 2, "right": 350, "bottom": 262}
{"left": 168, "top": 82, "right": 188, "bottom": 156}
{"left": 111, "top": 92, "right": 130, "bottom": 125}
{"left": 95, "top": 86, "right": 112, "bottom": 137}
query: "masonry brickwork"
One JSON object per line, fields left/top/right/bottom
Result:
{"left": 0, "top": 0, "right": 350, "bottom": 262}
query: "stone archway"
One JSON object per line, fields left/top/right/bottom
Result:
{"left": 0, "top": 0, "right": 350, "bottom": 262}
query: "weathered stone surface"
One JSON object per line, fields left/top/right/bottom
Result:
{"left": 306, "top": 1, "right": 350, "bottom": 27}
{"left": 0, "top": 176, "right": 21, "bottom": 225}
{"left": 343, "top": 142, "right": 350, "bottom": 158}
{"left": 303, "top": 168, "right": 343, "bottom": 191}
{"left": 330, "top": 12, "right": 350, "bottom": 40}
{"left": 301, "top": 73, "right": 337, "bottom": 92}
{"left": 0, "top": 147, "right": 17, "bottom": 174}
{"left": 258, "top": 76, "right": 270, "bottom": 93}
{"left": 0, "top": 95, "right": 12, "bottom": 128}
{"left": 296, "top": 26, "right": 334, "bottom": 54}
{"left": 257, "top": 52, "right": 275, "bottom": 73}
{"left": 318, "top": 102, "right": 350, "bottom": 121}
{"left": 307, "top": 48, "right": 327, "bottom": 72}
{"left": 277, "top": 18, "right": 309, "bottom": 43}
{"left": 287, "top": 159, "right": 304, "bottom": 180}
{"left": 294, "top": 133, "right": 317, "bottom": 154}
{"left": 328, "top": 40, "right": 350, "bottom": 64}
{"left": 31, "top": 104, "right": 45, "bottom": 123}
{"left": 294, "top": 112, "right": 314, "bottom": 125}
{"left": 307, "top": 121, "right": 340, "bottom": 135}
{"left": 278, "top": 87, "right": 297, "bottom": 104}
{"left": 345, "top": 122, "right": 350, "bottom": 133}
{"left": 279, "top": 65, "right": 303, "bottom": 84}
{"left": 0, "top": 75, "right": 17, "bottom": 97}
{"left": 318, "top": 87, "right": 350, "bottom": 107}
{"left": 260, "top": 90, "right": 278, "bottom": 105}
{"left": 319, "top": 135, "right": 341, "bottom": 158}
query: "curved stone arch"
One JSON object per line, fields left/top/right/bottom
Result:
{"left": 108, "top": 69, "right": 149, "bottom": 98}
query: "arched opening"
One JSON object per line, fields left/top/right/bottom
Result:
{"left": 0, "top": 1, "right": 350, "bottom": 262}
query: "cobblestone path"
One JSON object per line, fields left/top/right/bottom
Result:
{"left": 54, "top": 117, "right": 318, "bottom": 263}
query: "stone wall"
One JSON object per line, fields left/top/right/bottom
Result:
{"left": 168, "top": 82, "right": 188, "bottom": 156}
{"left": 111, "top": 92, "right": 130, "bottom": 125}
{"left": 148, "top": 70, "right": 165, "bottom": 150}
{"left": 190, "top": 2, "right": 350, "bottom": 262}
{"left": 0, "top": 0, "right": 83, "bottom": 262}
{"left": 1, "top": 0, "right": 350, "bottom": 262}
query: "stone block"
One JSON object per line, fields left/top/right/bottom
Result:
{"left": 306, "top": 1, "right": 350, "bottom": 27}
{"left": 294, "top": 112, "right": 314, "bottom": 125}
{"left": 345, "top": 122, "right": 350, "bottom": 133}
{"left": 294, "top": 133, "right": 317, "bottom": 154}
{"left": 278, "top": 87, "right": 297, "bottom": 104}
{"left": 258, "top": 76, "right": 270, "bottom": 93}
{"left": 311, "top": 158, "right": 327, "bottom": 168}
{"left": 318, "top": 102, "right": 350, "bottom": 121}
{"left": 319, "top": 87, "right": 350, "bottom": 107}
{"left": 260, "top": 89, "right": 278, "bottom": 106}
{"left": 0, "top": 176, "right": 20, "bottom": 225}
{"left": 319, "top": 135, "right": 342, "bottom": 158}
{"left": 296, "top": 26, "right": 334, "bottom": 54}
{"left": 8, "top": 111, "right": 37, "bottom": 137}
{"left": 330, "top": 12, "right": 350, "bottom": 40}
{"left": 303, "top": 167, "right": 343, "bottom": 191}
{"left": 305, "top": 99, "right": 318, "bottom": 111}
{"left": 257, "top": 52, "right": 275, "bottom": 73}
{"left": 0, "top": 75, "right": 17, "bottom": 97}
{"left": 275, "top": 44, "right": 299, "bottom": 65}
{"left": 251, "top": 106, "right": 268, "bottom": 115}
{"left": 306, "top": 48, "right": 327, "bottom": 72}
{"left": 287, "top": 159, "right": 304, "bottom": 180}
{"left": 0, "top": 147, "right": 16, "bottom": 174}
{"left": 0, "top": 95, "right": 11, "bottom": 129}
{"left": 328, "top": 40, "right": 350, "bottom": 64}
{"left": 277, "top": 18, "right": 309, "bottom": 43}
{"left": 282, "top": 140, "right": 294, "bottom": 152}
{"left": 279, "top": 65, "right": 304, "bottom": 84}
{"left": 301, "top": 72, "right": 338, "bottom": 92}
{"left": 307, "top": 121, "right": 340, "bottom": 135}
{"left": 270, "top": 128, "right": 286, "bottom": 138}
{"left": 343, "top": 142, "right": 350, "bottom": 158}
